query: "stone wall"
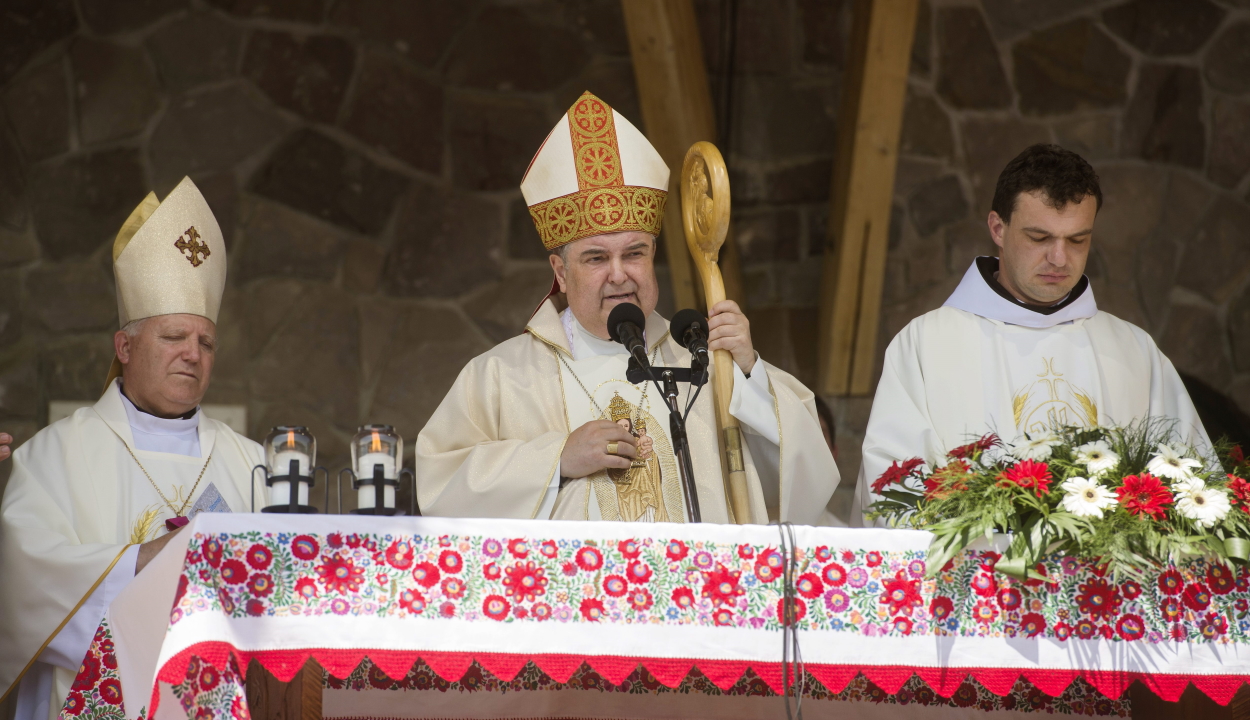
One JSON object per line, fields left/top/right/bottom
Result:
{"left": 2, "top": 0, "right": 1249, "bottom": 522}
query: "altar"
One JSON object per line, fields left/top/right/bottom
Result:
{"left": 59, "top": 513, "right": 1250, "bottom": 720}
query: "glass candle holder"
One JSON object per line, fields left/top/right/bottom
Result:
{"left": 351, "top": 425, "right": 401, "bottom": 510}
{"left": 264, "top": 426, "right": 316, "bottom": 507}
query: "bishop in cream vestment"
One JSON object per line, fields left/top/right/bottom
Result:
{"left": 853, "top": 256, "right": 1210, "bottom": 526}
{"left": 0, "top": 178, "right": 264, "bottom": 719}
{"left": 416, "top": 91, "right": 839, "bottom": 525}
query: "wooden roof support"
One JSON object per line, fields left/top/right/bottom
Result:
{"left": 622, "top": 0, "right": 743, "bottom": 311}
{"left": 817, "top": 0, "right": 919, "bottom": 396}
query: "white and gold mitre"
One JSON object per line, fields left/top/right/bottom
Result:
{"left": 113, "top": 176, "right": 226, "bottom": 327}
{"left": 521, "top": 90, "right": 670, "bottom": 250}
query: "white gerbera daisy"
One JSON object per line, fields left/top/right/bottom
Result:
{"left": 1010, "top": 433, "right": 1061, "bottom": 461}
{"left": 1146, "top": 443, "right": 1202, "bottom": 481}
{"left": 1174, "top": 480, "right": 1231, "bottom": 528}
{"left": 1060, "top": 477, "right": 1117, "bottom": 518}
{"left": 1074, "top": 440, "right": 1119, "bottom": 476}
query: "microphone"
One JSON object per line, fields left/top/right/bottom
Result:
{"left": 607, "top": 302, "right": 650, "bottom": 367}
{"left": 669, "top": 308, "right": 710, "bottom": 368}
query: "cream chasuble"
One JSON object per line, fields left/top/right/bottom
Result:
{"left": 853, "top": 258, "right": 1211, "bottom": 527}
{"left": 416, "top": 298, "right": 840, "bottom": 526}
{"left": 0, "top": 380, "right": 264, "bottom": 713}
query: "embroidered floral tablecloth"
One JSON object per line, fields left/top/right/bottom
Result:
{"left": 61, "top": 514, "right": 1250, "bottom": 720}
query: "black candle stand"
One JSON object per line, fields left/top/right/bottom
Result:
{"left": 337, "top": 465, "right": 420, "bottom": 516}
{"left": 251, "top": 459, "right": 327, "bottom": 514}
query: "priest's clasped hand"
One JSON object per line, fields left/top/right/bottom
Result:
{"left": 561, "top": 420, "right": 637, "bottom": 478}
{"left": 707, "top": 299, "right": 756, "bottom": 375}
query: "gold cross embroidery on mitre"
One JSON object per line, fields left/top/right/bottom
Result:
{"left": 174, "top": 225, "right": 210, "bottom": 267}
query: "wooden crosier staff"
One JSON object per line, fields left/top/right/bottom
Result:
{"left": 680, "top": 141, "right": 751, "bottom": 525}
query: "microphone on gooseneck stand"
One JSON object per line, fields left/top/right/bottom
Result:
{"left": 669, "top": 309, "right": 711, "bottom": 370}
{"left": 607, "top": 302, "right": 651, "bottom": 368}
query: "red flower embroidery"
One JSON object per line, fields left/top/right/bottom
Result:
{"left": 1199, "top": 612, "right": 1228, "bottom": 639}
{"left": 247, "top": 573, "right": 274, "bottom": 598}
{"left": 628, "top": 587, "right": 654, "bottom": 611}
{"left": 776, "top": 598, "right": 807, "bottom": 626}
{"left": 999, "top": 460, "right": 1053, "bottom": 497}
{"left": 291, "top": 535, "right": 319, "bottom": 561}
{"left": 1121, "top": 580, "right": 1142, "bottom": 600}
{"left": 671, "top": 587, "right": 696, "bottom": 609}
{"left": 892, "top": 616, "right": 914, "bottom": 635}
{"left": 929, "top": 596, "right": 954, "bottom": 622}
{"left": 199, "top": 665, "right": 220, "bottom": 692}
{"left": 246, "top": 599, "right": 265, "bottom": 616}
{"left": 531, "top": 602, "right": 552, "bottom": 621}
{"left": 246, "top": 544, "right": 272, "bottom": 570}
{"left": 737, "top": 544, "right": 755, "bottom": 560}
{"left": 702, "top": 564, "right": 745, "bottom": 606}
{"left": 507, "top": 538, "right": 528, "bottom": 559}
{"left": 398, "top": 589, "right": 426, "bottom": 614}
{"left": 1160, "top": 597, "right": 1183, "bottom": 622}
{"left": 865, "top": 551, "right": 883, "bottom": 567}
{"left": 1158, "top": 568, "right": 1183, "bottom": 595}
{"left": 754, "top": 549, "right": 784, "bottom": 583}
{"left": 413, "top": 562, "right": 440, "bottom": 588}
{"left": 713, "top": 608, "right": 735, "bottom": 626}
{"left": 202, "top": 537, "right": 223, "bottom": 568}
{"left": 1019, "top": 612, "right": 1047, "bottom": 637}
{"left": 603, "top": 574, "right": 628, "bottom": 597}
{"left": 618, "top": 539, "right": 642, "bottom": 558}
{"left": 438, "top": 550, "right": 463, "bottom": 574}
{"left": 540, "top": 540, "right": 558, "bottom": 558}
{"left": 881, "top": 571, "right": 922, "bottom": 615}
{"left": 972, "top": 599, "right": 998, "bottom": 625}
{"left": 439, "top": 602, "right": 455, "bottom": 618}
{"left": 666, "top": 539, "right": 688, "bottom": 562}
{"left": 1117, "top": 614, "right": 1146, "bottom": 641}
{"left": 1208, "top": 564, "right": 1236, "bottom": 595}
{"left": 822, "top": 562, "right": 847, "bottom": 587}
{"left": 64, "top": 692, "right": 85, "bottom": 716}
{"left": 626, "top": 560, "right": 653, "bottom": 584}
{"left": 502, "top": 561, "right": 548, "bottom": 602}
{"left": 872, "top": 457, "right": 924, "bottom": 494}
{"left": 384, "top": 541, "right": 415, "bottom": 570}
{"left": 561, "top": 561, "right": 577, "bottom": 576}
{"left": 575, "top": 546, "right": 603, "bottom": 571}
{"left": 1076, "top": 578, "right": 1121, "bottom": 620}
{"left": 327, "top": 533, "right": 343, "bottom": 548}
{"left": 220, "top": 559, "right": 248, "bottom": 585}
{"left": 441, "top": 577, "right": 467, "bottom": 600}
{"left": 483, "top": 562, "right": 502, "bottom": 581}
{"left": 997, "top": 587, "right": 1022, "bottom": 612}
{"left": 482, "top": 594, "right": 511, "bottom": 621}
{"left": 316, "top": 554, "right": 364, "bottom": 594}
{"left": 970, "top": 572, "right": 997, "bottom": 597}
{"left": 796, "top": 572, "right": 823, "bottom": 599}
{"left": 98, "top": 678, "right": 123, "bottom": 705}
{"left": 1183, "top": 582, "right": 1212, "bottom": 611}
{"left": 1117, "top": 473, "right": 1172, "bottom": 519}
{"left": 580, "top": 597, "right": 606, "bottom": 621}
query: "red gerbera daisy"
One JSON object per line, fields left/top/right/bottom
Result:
{"left": 949, "top": 434, "right": 999, "bottom": 460}
{"left": 872, "top": 457, "right": 924, "bottom": 494}
{"left": 999, "top": 460, "right": 1052, "bottom": 497}
{"left": 1117, "top": 473, "right": 1172, "bottom": 519}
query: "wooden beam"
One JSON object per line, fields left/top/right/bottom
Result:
{"left": 622, "top": 0, "right": 743, "bottom": 311}
{"left": 817, "top": 0, "right": 919, "bottom": 396}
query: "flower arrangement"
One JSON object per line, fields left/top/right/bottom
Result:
{"left": 867, "top": 420, "right": 1250, "bottom": 580}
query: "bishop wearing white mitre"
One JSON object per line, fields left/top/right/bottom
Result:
{"left": 417, "top": 91, "right": 839, "bottom": 524}
{"left": 853, "top": 144, "right": 1211, "bottom": 526}
{"left": 0, "top": 178, "right": 264, "bottom": 719}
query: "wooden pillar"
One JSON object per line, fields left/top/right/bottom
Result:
{"left": 622, "top": 0, "right": 743, "bottom": 311}
{"left": 816, "top": 0, "right": 919, "bottom": 396}
{"left": 246, "top": 658, "right": 322, "bottom": 720}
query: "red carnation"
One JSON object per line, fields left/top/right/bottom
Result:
{"left": 1117, "top": 473, "right": 1172, "bottom": 519}
{"left": 999, "top": 460, "right": 1052, "bottom": 497}
{"left": 1232, "top": 445, "right": 1245, "bottom": 464}
{"left": 1229, "top": 475, "right": 1250, "bottom": 511}
{"left": 872, "top": 458, "right": 924, "bottom": 494}
{"left": 949, "top": 434, "right": 999, "bottom": 460}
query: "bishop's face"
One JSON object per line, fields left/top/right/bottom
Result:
{"left": 550, "top": 231, "right": 660, "bottom": 340}
{"left": 989, "top": 190, "right": 1096, "bottom": 306}
{"left": 115, "top": 313, "right": 217, "bottom": 417}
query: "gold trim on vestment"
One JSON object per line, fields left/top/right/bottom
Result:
{"left": 0, "top": 544, "right": 135, "bottom": 704}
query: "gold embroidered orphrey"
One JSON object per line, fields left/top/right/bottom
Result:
{"left": 1011, "top": 357, "right": 1099, "bottom": 435}
{"left": 529, "top": 92, "right": 666, "bottom": 249}
{"left": 174, "top": 225, "right": 210, "bottom": 267}
{"left": 596, "top": 392, "right": 682, "bottom": 523}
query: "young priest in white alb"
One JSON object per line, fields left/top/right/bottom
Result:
{"left": 853, "top": 144, "right": 1210, "bottom": 527}
{"left": 0, "top": 179, "right": 264, "bottom": 719}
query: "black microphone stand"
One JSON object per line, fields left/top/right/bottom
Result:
{"left": 627, "top": 358, "right": 706, "bottom": 523}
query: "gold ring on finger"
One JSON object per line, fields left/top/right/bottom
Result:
{"left": 606, "top": 441, "right": 619, "bottom": 456}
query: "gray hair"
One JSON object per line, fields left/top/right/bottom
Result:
{"left": 122, "top": 318, "right": 148, "bottom": 338}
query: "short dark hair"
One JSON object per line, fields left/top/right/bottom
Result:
{"left": 991, "top": 144, "right": 1102, "bottom": 224}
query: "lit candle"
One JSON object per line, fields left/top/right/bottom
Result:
{"left": 271, "top": 450, "right": 310, "bottom": 506}
{"left": 356, "top": 453, "right": 396, "bottom": 509}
